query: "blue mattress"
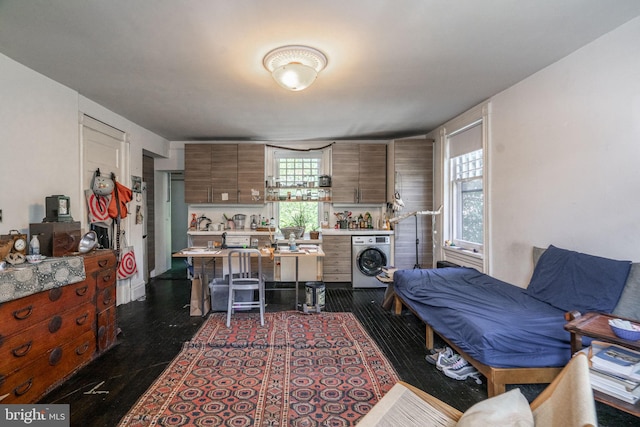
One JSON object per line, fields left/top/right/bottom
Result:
{"left": 394, "top": 267, "right": 571, "bottom": 368}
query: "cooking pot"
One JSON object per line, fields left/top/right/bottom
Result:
{"left": 318, "top": 175, "right": 331, "bottom": 187}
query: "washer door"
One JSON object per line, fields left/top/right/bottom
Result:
{"left": 356, "top": 247, "right": 387, "bottom": 277}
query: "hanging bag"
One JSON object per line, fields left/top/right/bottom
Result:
{"left": 117, "top": 231, "right": 138, "bottom": 279}
{"left": 85, "top": 189, "right": 112, "bottom": 227}
{"left": 92, "top": 168, "right": 115, "bottom": 196}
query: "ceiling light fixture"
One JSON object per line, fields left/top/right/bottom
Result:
{"left": 263, "top": 45, "right": 327, "bottom": 91}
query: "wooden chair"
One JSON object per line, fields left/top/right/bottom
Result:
{"left": 226, "top": 249, "right": 265, "bottom": 327}
{"left": 357, "top": 353, "right": 596, "bottom": 426}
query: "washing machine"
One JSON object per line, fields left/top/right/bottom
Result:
{"left": 352, "top": 235, "right": 391, "bottom": 288}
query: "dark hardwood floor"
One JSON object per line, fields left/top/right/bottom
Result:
{"left": 41, "top": 260, "right": 637, "bottom": 426}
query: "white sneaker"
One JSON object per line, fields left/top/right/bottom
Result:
{"left": 425, "top": 346, "right": 453, "bottom": 366}
{"left": 444, "top": 359, "right": 481, "bottom": 383}
{"left": 436, "top": 352, "right": 461, "bottom": 371}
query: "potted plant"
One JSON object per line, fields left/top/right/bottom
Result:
{"left": 281, "top": 209, "right": 308, "bottom": 239}
{"left": 309, "top": 224, "right": 320, "bottom": 240}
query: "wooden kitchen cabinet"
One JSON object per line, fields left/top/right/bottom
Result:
{"left": 211, "top": 144, "right": 239, "bottom": 204}
{"left": 0, "top": 250, "right": 117, "bottom": 403}
{"left": 184, "top": 143, "right": 264, "bottom": 204}
{"left": 184, "top": 144, "right": 214, "bottom": 203}
{"left": 332, "top": 143, "right": 386, "bottom": 204}
{"left": 238, "top": 144, "right": 265, "bottom": 204}
{"left": 393, "top": 140, "right": 434, "bottom": 269}
{"left": 322, "top": 235, "right": 352, "bottom": 282}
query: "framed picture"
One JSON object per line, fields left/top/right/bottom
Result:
{"left": 131, "top": 176, "right": 142, "bottom": 193}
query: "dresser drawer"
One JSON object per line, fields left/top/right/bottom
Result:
{"left": 0, "top": 281, "right": 95, "bottom": 338}
{"left": 83, "top": 250, "right": 117, "bottom": 273}
{"left": 0, "top": 329, "right": 95, "bottom": 403}
{"left": 96, "top": 285, "right": 116, "bottom": 312}
{"left": 95, "top": 267, "right": 116, "bottom": 290}
{"left": 0, "top": 302, "right": 95, "bottom": 374}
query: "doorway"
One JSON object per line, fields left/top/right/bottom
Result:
{"left": 143, "top": 154, "right": 155, "bottom": 281}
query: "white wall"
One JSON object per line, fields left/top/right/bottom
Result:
{"left": 1, "top": 54, "right": 79, "bottom": 229}
{"left": 0, "top": 52, "right": 171, "bottom": 303}
{"left": 488, "top": 17, "right": 640, "bottom": 286}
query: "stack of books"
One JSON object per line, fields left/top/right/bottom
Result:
{"left": 587, "top": 343, "right": 640, "bottom": 404}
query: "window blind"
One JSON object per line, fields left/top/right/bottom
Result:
{"left": 448, "top": 121, "right": 482, "bottom": 158}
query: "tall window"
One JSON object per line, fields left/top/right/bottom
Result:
{"left": 448, "top": 121, "right": 483, "bottom": 251}
{"left": 274, "top": 151, "right": 322, "bottom": 230}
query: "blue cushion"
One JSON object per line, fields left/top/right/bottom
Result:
{"left": 526, "top": 245, "right": 631, "bottom": 313}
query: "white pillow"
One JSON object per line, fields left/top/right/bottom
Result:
{"left": 456, "top": 388, "right": 534, "bottom": 427}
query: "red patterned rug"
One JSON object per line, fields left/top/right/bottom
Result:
{"left": 118, "top": 311, "right": 399, "bottom": 426}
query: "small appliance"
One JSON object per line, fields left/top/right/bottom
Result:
{"left": 44, "top": 195, "right": 73, "bottom": 222}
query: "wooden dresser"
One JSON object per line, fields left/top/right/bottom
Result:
{"left": 0, "top": 250, "right": 117, "bottom": 403}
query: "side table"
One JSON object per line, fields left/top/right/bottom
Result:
{"left": 564, "top": 311, "right": 640, "bottom": 417}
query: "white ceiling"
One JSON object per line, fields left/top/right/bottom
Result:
{"left": 1, "top": 1, "right": 639, "bottom": 142}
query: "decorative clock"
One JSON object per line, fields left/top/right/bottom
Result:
{"left": 1, "top": 230, "right": 28, "bottom": 255}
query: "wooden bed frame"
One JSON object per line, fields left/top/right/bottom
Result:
{"left": 393, "top": 293, "right": 563, "bottom": 397}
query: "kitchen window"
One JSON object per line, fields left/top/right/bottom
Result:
{"left": 273, "top": 150, "right": 323, "bottom": 230}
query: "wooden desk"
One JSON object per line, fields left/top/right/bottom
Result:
{"left": 173, "top": 247, "right": 325, "bottom": 315}
{"left": 564, "top": 312, "right": 640, "bottom": 417}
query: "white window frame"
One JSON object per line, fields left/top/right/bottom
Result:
{"left": 267, "top": 146, "right": 330, "bottom": 227}
{"left": 441, "top": 103, "right": 490, "bottom": 270}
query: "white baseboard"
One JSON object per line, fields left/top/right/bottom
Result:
{"left": 131, "top": 280, "right": 146, "bottom": 301}
{"left": 116, "top": 277, "right": 147, "bottom": 305}
{"left": 117, "top": 280, "right": 131, "bottom": 305}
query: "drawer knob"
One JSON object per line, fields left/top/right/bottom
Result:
{"left": 14, "top": 378, "right": 33, "bottom": 396}
{"left": 12, "top": 341, "right": 32, "bottom": 358}
{"left": 49, "top": 287, "right": 62, "bottom": 301}
{"left": 76, "top": 313, "right": 89, "bottom": 325}
{"left": 76, "top": 342, "right": 90, "bottom": 355}
{"left": 76, "top": 285, "right": 89, "bottom": 296}
{"left": 98, "top": 259, "right": 108, "bottom": 268}
{"left": 49, "top": 347, "right": 62, "bottom": 365}
{"left": 49, "top": 316, "right": 63, "bottom": 333}
{"left": 13, "top": 305, "right": 33, "bottom": 320}
{"left": 102, "top": 289, "right": 113, "bottom": 305}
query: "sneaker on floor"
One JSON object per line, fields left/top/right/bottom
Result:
{"left": 444, "top": 361, "right": 479, "bottom": 381}
{"left": 443, "top": 355, "right": 469, "bottom": 371}
{"left": 425, "top": 346, "right": 453, "bottom": 365}
{"left": 436, "top": 352, "right": 461, "bottom": 371}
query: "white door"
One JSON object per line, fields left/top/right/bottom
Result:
{"left": 82, "top": 115, "right": 138, "bottom": 305}
{"left": 82, "top": 116, "right": 124, "bottom": 191}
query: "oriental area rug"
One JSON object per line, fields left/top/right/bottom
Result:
{"left": 118, "top": 311, "right": 399, "bottom": 426}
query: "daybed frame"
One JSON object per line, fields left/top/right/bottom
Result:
{"left": 393, "top": 293, "right": 563, "bottom": 397}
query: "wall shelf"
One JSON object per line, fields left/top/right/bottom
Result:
{"left": 265, "top": 186, "right": 332, "bottom": 202}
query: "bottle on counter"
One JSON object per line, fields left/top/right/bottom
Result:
{"left": 30, "top": 234, "right": 40, "bottom": 255}
{"left": 288, "top": 233, "right": 297, "bottom": 250}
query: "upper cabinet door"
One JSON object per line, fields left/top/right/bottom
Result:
{"left": 184, "top": 144, "right": 213, "bottom": 203}
{"left": 332, "top": 143, "right": 387, "bottom": 204}
{"left": 358, "top": 144, "right": 386, "bottom": 204}
{"left": 332, "top": 144, "right": 360, "bottom": 203}
{"left": 210, "top": 144, "right": 238, "bottom": 204}
{"left": 237, "top": 144, "right": 265, "bottom": 204}
{"left": 184, "top": 143, "right": 265, "bottom": 204}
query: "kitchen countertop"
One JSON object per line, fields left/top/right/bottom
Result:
{"left": 188, "top": 229, "right": 394, "bottom": 236}
{"left": 318, "top": 229, "right": 394, "bottom": 235}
